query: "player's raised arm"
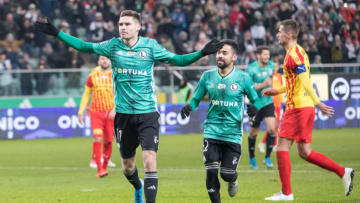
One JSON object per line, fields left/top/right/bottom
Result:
{"left": 153, "top": 38, "right": 224, "bottom": 66}
{"left": 34, "top": 18, "right": 95, "bottom": 54}
{"left": 180, "top": 72, "right": 208, "bottom": 119}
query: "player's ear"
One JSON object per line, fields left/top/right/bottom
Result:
{"left": 232, "top": 53, "right": 238, "bottom": 63}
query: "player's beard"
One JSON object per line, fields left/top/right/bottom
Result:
{"left": 217, "top": 60, "right": 229, "bottom": 70}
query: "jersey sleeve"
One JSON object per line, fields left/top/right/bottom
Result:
{"left": 86, "top": 75, "right": 93, "bottom": 88}
{"left": 92, "top": 38, "right": 114, "bottom": 58}
{"left": 189, "top": 73, "right": 207, "bottom": 110}
{"left": 244, "top": 73, "right": 261, "bottom": 109}
{"left": 152, "top": 39, "right": 176, "bottom": 63}
{"left": 287, "top": 48, "right": 307, "bottom": 75}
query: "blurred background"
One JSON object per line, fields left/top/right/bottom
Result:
{"left": 0, "top": 0, "right": 359, "bottom": 139}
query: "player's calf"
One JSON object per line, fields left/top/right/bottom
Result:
{"left": 206, "top": 163, "right": 221, "bottom": 203}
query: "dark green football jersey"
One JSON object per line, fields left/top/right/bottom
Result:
{"left": 246, "top": 61, "right": 274, "bottom": 108}
{"left": 93, "top": 37, "right": 175, "bottom": 114}
{"left": 189, "top": 67, "right": 259, "bottom": 144}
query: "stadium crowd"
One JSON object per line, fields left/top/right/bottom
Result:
{"left": 0, "top": 0, "right": 359, "bottom": 96}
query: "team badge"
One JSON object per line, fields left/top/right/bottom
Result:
{"left": 232, "top": 156, "right": 238, "bottom": 165}
{"left": 154, "top": 136, "right": 158, "bottom": 144}
{"left": 209, "top": 84, "right": 214, "bottom": 88}
{"left": 230, "top": 83, "right": 238, "bottom": 91}
{"left": 139, "top": 51, "right": 147, "bottom": 58}
{"left": 217, "top": 83, "right": 226, "bottom": 89}
{"left": 116, "top": 50, "right": 123, "bottom": 55}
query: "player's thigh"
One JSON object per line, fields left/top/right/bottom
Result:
{"left": 203, "top": 139, "right": 221, "bottom": 165}
{"left": 264, "top": 117, "right": 276, "bottom": 132}
{"left": 220, "top": 141, "right": 241, "bottom": 170}
{"left": 90, "top": 111, "right": 105, "bottom": 137}
{"left": 137, "top": 112, "right": 160, "bottom": 152}
{"left": 104, "top": 117, "right": 114, "bottom": 142}
{"left": 114, "top": 113, "right": 139, "bottom": 159}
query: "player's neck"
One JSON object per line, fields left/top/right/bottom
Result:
{"left": 218, "top": 65, "right": 234, "bottom": 77}
{"left": 100, "top": 67, "right": 110, "bottom": 72}
{"left": 123, "top": 36, "right": 139, "bottom": 48}
{"left": 284, "top": 40, "right": 297, "bottom": 51}
{"left": 258, "top": 61, "right": 266, "bottom": 68}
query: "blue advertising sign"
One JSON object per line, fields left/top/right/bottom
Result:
{"left": 0, "top": 100, "right": 359, "bottom": 140}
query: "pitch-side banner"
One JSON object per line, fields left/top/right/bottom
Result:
{"left": 0, "top": 100, "right": 359, "bottom": 140}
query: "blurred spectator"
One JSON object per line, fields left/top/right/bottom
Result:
{"left": 331, "top": 35, "right": 344, "bottom": 63}
{"left": 344, "top": 37, "right": 358, "bottom": 63}
{"left": 170, "top": 4, "right": 187, "bottom": 34}
{"left": 0, "top": 13, "right": 20, "bottom": 39}
{"left": 19, "top": 18, "right": 36, "bottom": 56}
{"left": 0, "top": 33, "right": 24, "bottom": 53}
{"left": 159, "top": 35, "right": 175, "bottom": 53}
{"left": 176, "top": 78, "right": 191, "bottom": 104}
{"left": 65, "top": 47, "right": 84, "bottom": 88}
{"left": 34, "top": 56, "right": 50, "bottom": 95}
{"left": 317, "top": 32, "right": 332, "bottom": 63}
{"left": 89, "top": 12, "right": 108, "bottom": 42}
{"left": 19, "top": 53, "right": 33, "bottom": 95}
{"left": 0, "top": 52, "right": 14, "bottom": 96}
{"left": 250, "top": 11, "right": 266, "bottom": 46}
{"left": 24, "top": 3, "right": 39, "bottom": 23}
{"left": 173, "top": 31, "right": 192, "bottom": 54}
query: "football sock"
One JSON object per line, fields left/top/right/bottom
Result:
{"left": 276, "top": 151, "right": 292, "bottom": 195}
{"left": 306, "top": 151, "right": 345, "bottom": 178}
{"left": 102, "top": 141, "right": 112, "bottom": 170}
{"left": 144, "top": 171, "right": 158, "bottom": 203}
{"left": 262, "top": 131, "right": 268, "bottom": 144}
{"left": 248, "top": 135, "right": 256, "bottom": 158}
{"left": 124, "top": 167, "right": 142, "bottom": 190}
{"left": 265, "top": 133, "right": 275, "bottom": 158}
{"left": 93, "top": 141, "right": 102, "bottom": 171}
{"left": 206, "top": 163, "right": 221, "bottom": 203}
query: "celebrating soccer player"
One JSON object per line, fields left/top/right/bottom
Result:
{"left": 35, "top": 10, "right": 223, "bottom": 203}
{"left": 263, "top": 19, "right": 355, "bottom": 201}
{"left": 246, "top": 46, "right": 277, "bottom": 169}
{"left": 180, "top": 40, "right": 262, "bottom": 203}
{"left": 78, "top": 56, "right": 115, "bottom": 178}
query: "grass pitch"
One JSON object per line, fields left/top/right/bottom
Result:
{"left": 0, "top": 128, "right": 359, "bottom": 203}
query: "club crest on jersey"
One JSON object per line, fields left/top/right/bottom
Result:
{"left": 116, "top": 50, "right": 123, "bottom": 55}
{"left": 209, "top": 84, "right": 214, "bottom": 88}
{"left": 139, "top": 51, "right": 147, "bottom": 58}
{"left": 230, "top": 83, "right": 238, "bottom": 91}
{"left": 217, "top": 83, "right": 226, "bottom": 89}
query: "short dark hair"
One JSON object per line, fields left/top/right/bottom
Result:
{"left": 120, "top": 10, "right": 141, "bottom": 23}
{"left": 220, "top": 39, "right": 239, "bottom": 54}
{"left": 280, "top": 19, "right": 299, "bottom": 39}
{"left": 255, "top": 46, "right": 270, "bottom": 54}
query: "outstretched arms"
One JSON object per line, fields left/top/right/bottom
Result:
{"left": 34, "top": 18, "right": 95, "bottom": 53}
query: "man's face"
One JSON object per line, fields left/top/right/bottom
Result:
{"left": 216, "top": 44, "right": 237, "bottom": 69}
{"left": 98, "top": 56, "right": 110, "bottom": 69}
{"left": 276, "top": 25, "right": 289, "bottom": 46}
{"left": 257, "top": 50, "right": 270, "bottom": 65}
{"left": 118, "top": 16, "right": 140, "bottom": 40}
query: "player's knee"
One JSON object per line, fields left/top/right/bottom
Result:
{"left": 297, "top": 149, "right": 310, "bottom": 160}
{"left": 220, "top": 168, "right": 237, "bottom": 182}
{"left": 143, "top": 151, "right": 157, "bottom": 171}
{"left": 93, "top": 137, "right": 102, "bottom": 142}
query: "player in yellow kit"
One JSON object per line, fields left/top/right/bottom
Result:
{"left": 78, "top": 56, "right": 115, "bottom": 178}
{"left": 263, "top": 19, "right": 354, "bottom": 201}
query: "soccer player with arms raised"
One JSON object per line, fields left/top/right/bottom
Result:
{"left": 180, "top": 40, "right": 262, "bottom": 203}
{"left": 263, "top": 19, "right": 355, "bottom": 201}
{"left": 35, "top": 10, "right": 223, "bottom": 203}
{"left": 78, "top": 56, "right": 115, "bottom": 178}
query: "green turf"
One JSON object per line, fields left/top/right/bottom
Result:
{"left": 0, "top": 128, "right": 359, "bottom": 202}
